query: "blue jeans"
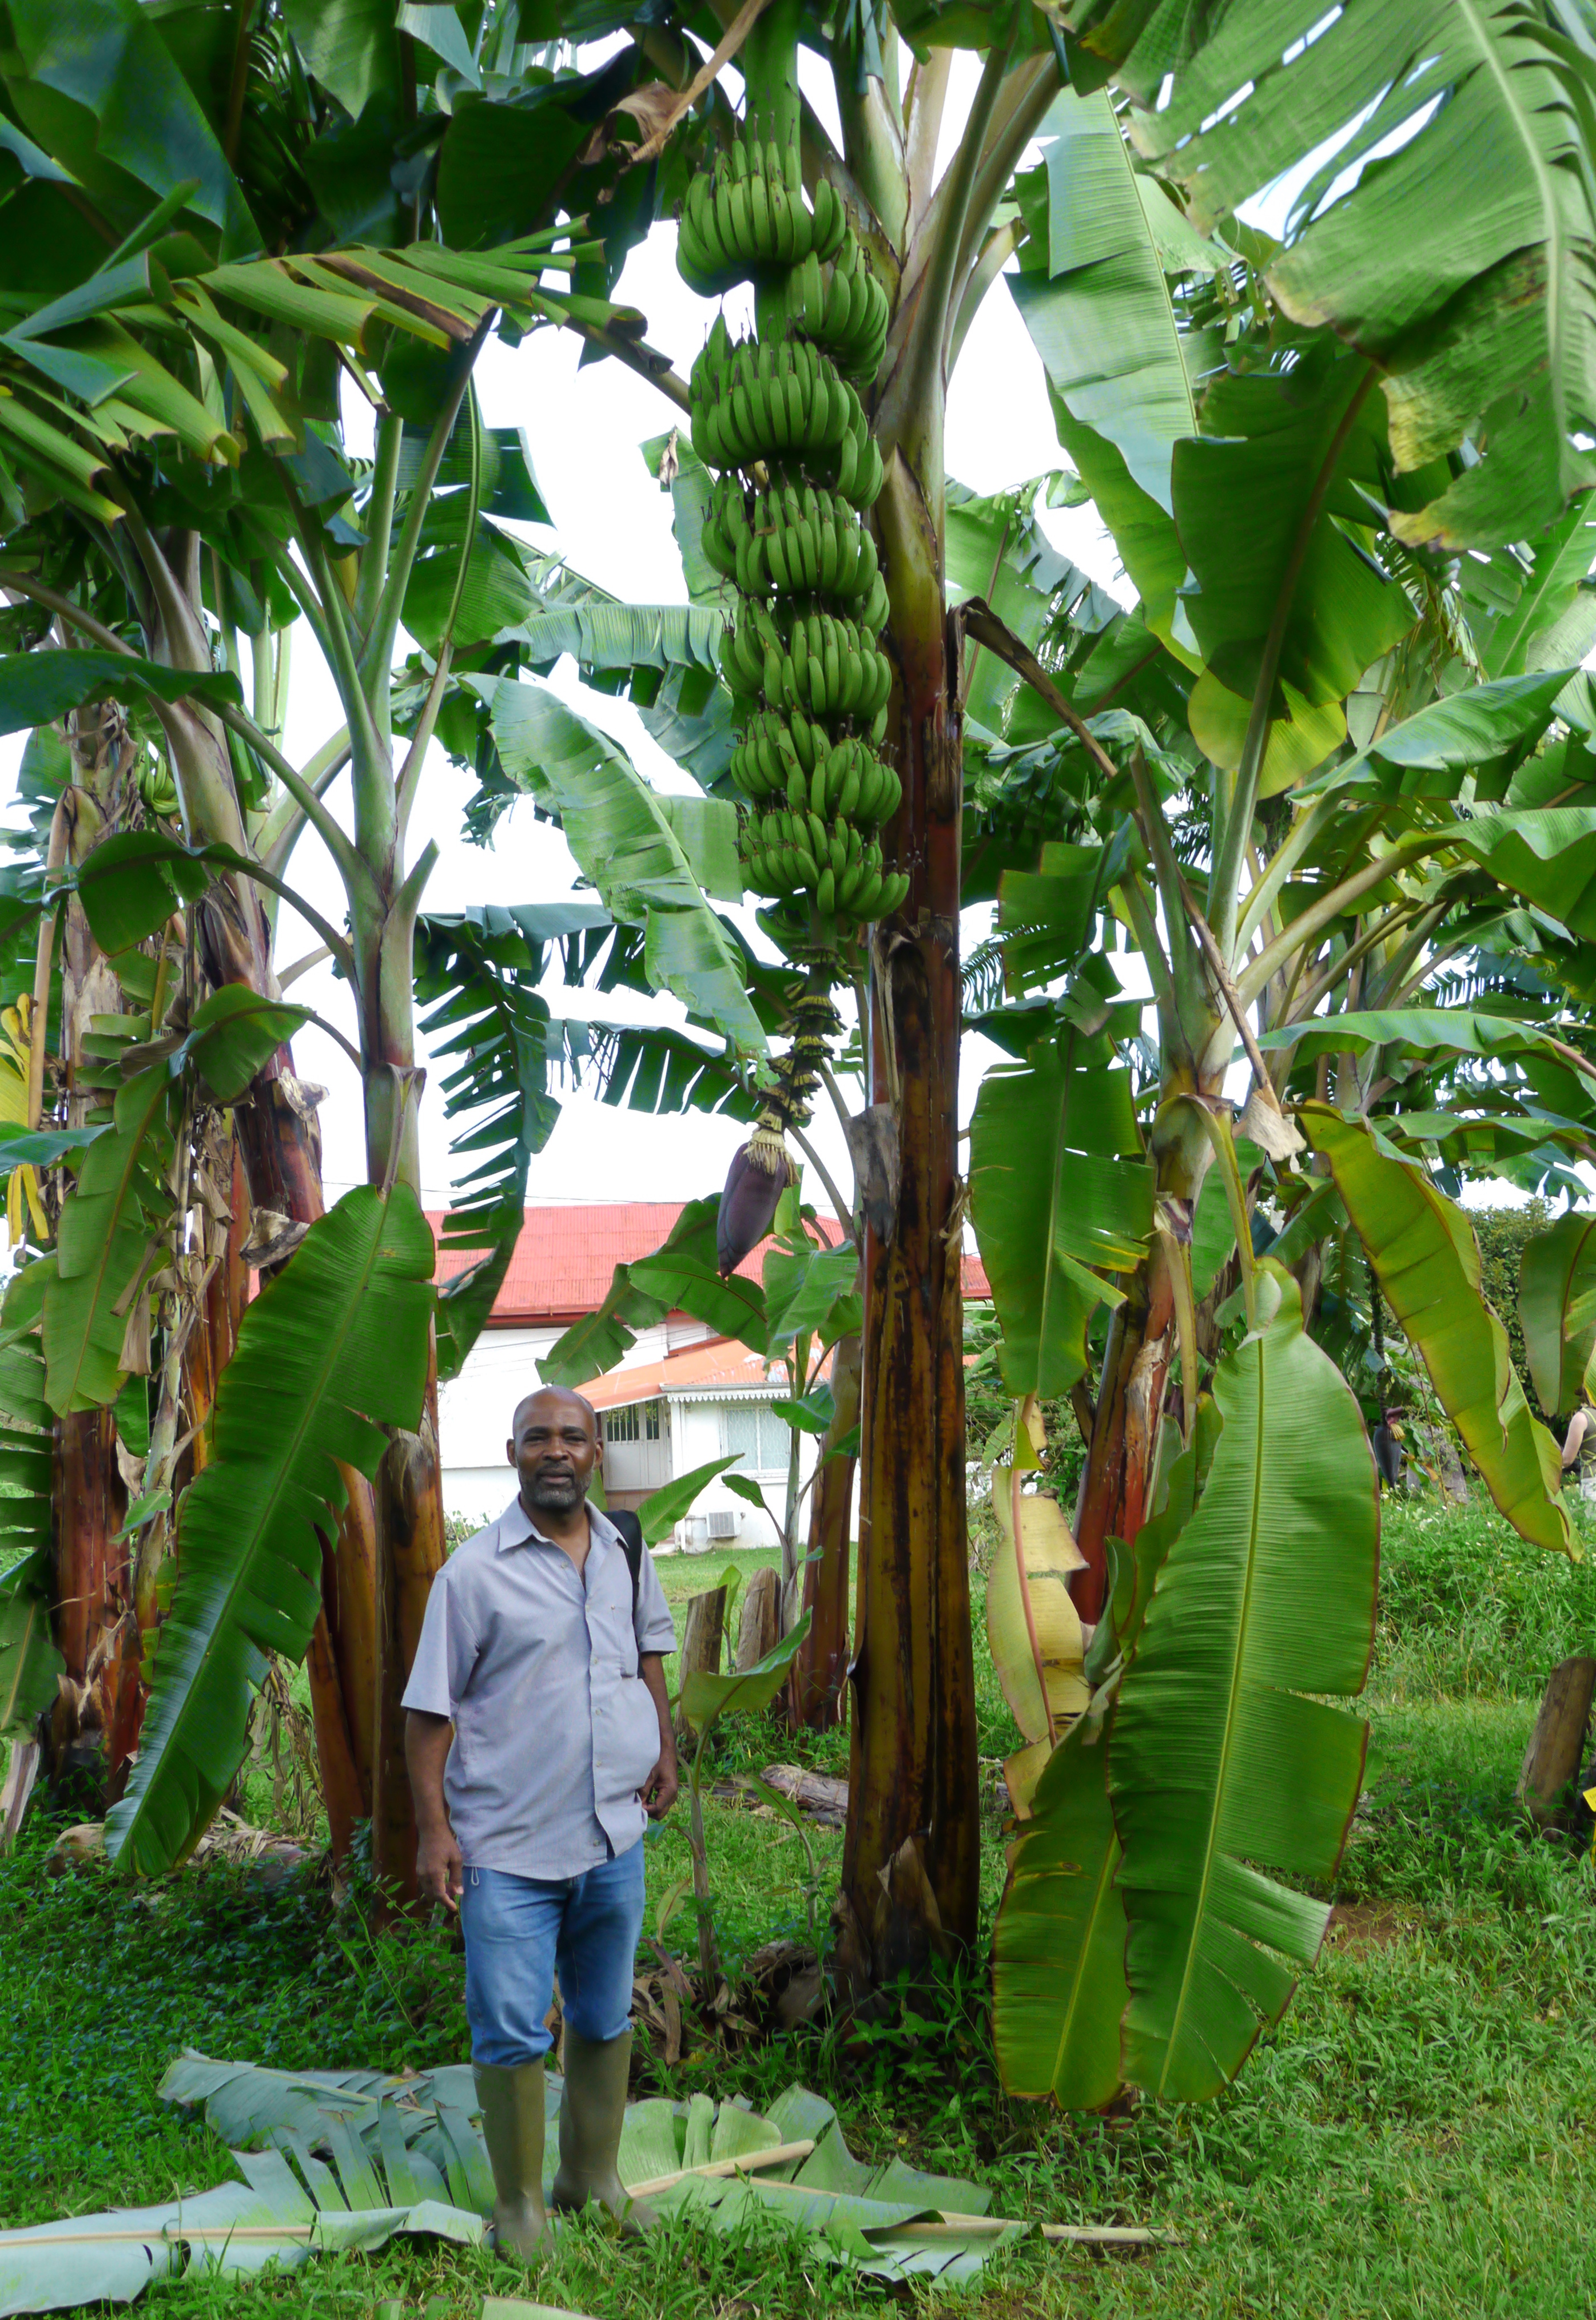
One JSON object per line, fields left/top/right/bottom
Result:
{"left": 460, "top": 1845, "right": 645, "bottom": 2067}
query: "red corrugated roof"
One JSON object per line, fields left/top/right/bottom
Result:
{"left": 427, "top": 1203, "right": 990, "bottom": 1325}
{"left": 582, "top": 1336, "right": 805, "bottom": 1409}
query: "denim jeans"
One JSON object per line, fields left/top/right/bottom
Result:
{"left": 460, "top": 1844, "right": 645, "bottom": 2067}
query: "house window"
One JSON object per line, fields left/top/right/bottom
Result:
{"left": 724, "top": 1401, "right": 785, "bottom": 1474}
{"left": 605, "top": 1401, "right": 660, "bottom": 1445}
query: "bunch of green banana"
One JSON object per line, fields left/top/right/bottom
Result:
{"left": 702, "top": 478, "right": 883, "bottom": 606}
{"left": 729, "top": 717, "right": 903, "bottom": 828}
{"left": 680, "top": 110, "right": 902, "bottom": 962}
{"left": 785, "top": 229, "right": 889, "bottom": 383}
{"left": 677, "top": 134, "right": 846, "bottom": 295}
{"left": 739, "top": 806, "right": 908, "bottom": 923}
{"left": 719, "top": 603, "right": 893, "bottom": 723}
{"left": 687, "top": 321, "right": 884, "bottom": 504}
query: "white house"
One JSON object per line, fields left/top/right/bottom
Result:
{"left": 432, "top": 1201, "right": 989, "bottom": 1550}
{"left": 580, "top": 1333, "right": 831, "bottom": 1551}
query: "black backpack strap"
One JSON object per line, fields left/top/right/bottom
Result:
{"left": 608, "top": 1506, "right": 645, "bottom": 1616}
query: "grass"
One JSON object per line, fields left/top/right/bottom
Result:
{"left": 7, "top": 1496, "right": 1596, "bottom": 2315}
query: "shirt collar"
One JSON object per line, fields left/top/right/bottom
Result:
{"left": 496, "top": 1493, "right": 619, "bottom": 1556}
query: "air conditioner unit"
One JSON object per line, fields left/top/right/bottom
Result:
{"left": 706, "top": 1509, "right": 739, "bottom": 1539}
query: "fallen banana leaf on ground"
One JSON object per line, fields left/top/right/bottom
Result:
{"left": 482, "top": 2305, "right": 597, "bottom": 2320}
{"left": 0, "top": 2052, "right": 1169, "bottom": 2313}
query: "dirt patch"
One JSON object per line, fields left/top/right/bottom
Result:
{"left": 1324, "top": 1901, "right": 1408, "bottom": 1954}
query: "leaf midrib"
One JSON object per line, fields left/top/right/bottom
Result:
{"left": 1155, "top": 1333, "right": 1267, "bottom": 2093}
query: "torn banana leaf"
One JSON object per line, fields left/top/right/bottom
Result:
{"left": 0, "top": 2147, "right": 481, "bottom": 2317}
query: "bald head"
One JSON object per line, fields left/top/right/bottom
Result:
{"left": 511, "top": 1385, "right": 598, "bottom": 1443}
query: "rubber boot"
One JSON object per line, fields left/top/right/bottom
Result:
{"left": 551, "top": 2027, "right": 656, "bottom": 2237}
{"left": 473, "top": 2059, "right": 548, "bottom": 2260}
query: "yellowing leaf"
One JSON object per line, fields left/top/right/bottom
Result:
{"left": 1188, "top": 668, "right": 1346, "bottom": 796}
{"left": 989, "top": 1464, "right": 1089, "bottom": 1748}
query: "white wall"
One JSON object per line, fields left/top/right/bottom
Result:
{"left": 663, "top": 1396, "right": 833, "bottom": 1554}
{"left": 436, "top": 1316, "right": 720, "bottom": 1520}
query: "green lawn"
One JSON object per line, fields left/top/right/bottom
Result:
{"left": 7, "top": 1497, "right": 1596, "bottom": 2316}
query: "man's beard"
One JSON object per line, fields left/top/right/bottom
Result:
{"left": 528, "top": 1469, "right": 584, "bottom": 1512}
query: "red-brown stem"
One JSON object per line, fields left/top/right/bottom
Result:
{"left": 835, "top": 454, "right": 977, "bottom": 1990}
{"left": 788, "top": 1329, "right": 861, "bottom": 1729}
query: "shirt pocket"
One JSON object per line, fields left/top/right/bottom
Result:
{"left": 599, "top": 1568, "right": 640, "bottom": 1676}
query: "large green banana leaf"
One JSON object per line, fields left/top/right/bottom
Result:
{"left": 993, "top": 1405, "right": 1212, "bottom": 2110}
{"left": 970, "top": 1023, "right": 1153, "bottom": 1399}
{"left": 105, "top": 1186, "right": 435, "bottom": 1876}
{"left": 1298, "top": 668, "right": 1574, "bottom": 804}
{"left": 1172, "top": 351, "right": 1411, "bottom": 719}
{"left": 1519, "top": 1212, "right": 1596, "bottom": 1419}
{"left": 1005, "top": 86, "right": 1207, "bottom": 663}
{"left": 474, "top": 680, "right": 763, "bottom": 1055}
{"left": 1087, "top": 0, "right": 1596, "bottom": 550}
{"left": 0, "top": 1337, "right": 52, "bottom": 1573}
{"left": 992, "top": 1717, "right": 1127, "bottom": 2111}
{"left": 1259, "top": 1007, "right": 1593, "bottom": 1074}
{"left": 1109, "top": 1271, "right": 1377, "bottom": 2101}
{"left": 0, "top": 1550, "right": 59, "bottom": 1741}
{"left": 1465, "top": 502, "right": 1596, "bottom": 681}
{"left": 1302, "top": 1105, "right": 1573, "bottom": 1556}
{"left": 0, "top": 650, "right": 241, "bottom": 737}
{"left": 1008, "top": 88, "right": 1198, "bottom": 518}
{"left": 1439, "top": 805, "right": 1596, "bottom": 945}
{"left": 42, "top": 1065, "right": 174, "bottom": 1416}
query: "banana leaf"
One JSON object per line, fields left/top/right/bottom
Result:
{"left": 105, "top": 1186, "right": 435, "bottom": 1875}
{"left": 0, "top": 1336, "right": 53, "bottom": 1570}
{"left": 0, "top": 2150, "right": 481, "bottom": 2315}
{"left": 43, "top": 1066, "right": 174, "bottom": 1415}
{"left": 475, "top": 678, "right": 763, "bottom": 1055}
{"left": 0, "top": 651, "right": 242, "bottom": 738}
{"left": 154, "top": 2053, "right": 1027, "bottom": 2288}
{"left": 1101, "top": 0, "right": 1596, "bottom": 550}
{"left": 1519, "top": 1212, "right": 1596, "bottom": 1419}
{"left": 1259, "top": 1007, "right": 1591, "bottom": 1072}
{"left": 970, "top": 1027, "right": 1153, "bottom": 1399}
{"left": 679, "top": 1614, "right": 810, "bottom": 1735}
{"left": 0, "top": 1548, "right": 58, "bottom": 1740}
{"left": 415, "top": 910, "right": 566, "bottom": 1385}
{"left": 184, "top": 986, "right": 313, "bottom": 1104}
{"left": 993, "top": 1408, "right": 1214, "bottom": 2110}
{"left": 986, "top": 1467, "right": 1088, "bottom": 1773}
{"left": 1303, "top": 1103, "right": 1573, "bottom": 1555}
{"left": 635, "top": 1455, "right": 758, "bottom": 1547}
{"left": 1008, "top": 88, "right": 1199, "bottom": 518}
{"left": 1109, "top": 1269, "right": 1378, "bottom": 2101}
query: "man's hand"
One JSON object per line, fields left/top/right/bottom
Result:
{"left": 641, "top": 1750, "right": 679, "bottom": 1818}
{"left": 405, "top": 1709, "right": 463, "bottom": 1910}
{"left": 416, "top": 1821, "right": 465, "bottom": 1910}
{"left": 637, "top": 1651, "right": 677, "bottom": 1817}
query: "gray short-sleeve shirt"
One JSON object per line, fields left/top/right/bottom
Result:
{"left": 401, "top": 1496, "right": 676, "bottom": 1878}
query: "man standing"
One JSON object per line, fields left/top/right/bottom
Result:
{"left": 403, "top": 1387, "right": 678, "bottom": 2258}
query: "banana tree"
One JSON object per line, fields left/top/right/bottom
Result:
{"left": 965, "top": 0, "right": 1596, "bottom": 2103}
{"left": 0, "top": 0, "right": 750, "bottom": 1875}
